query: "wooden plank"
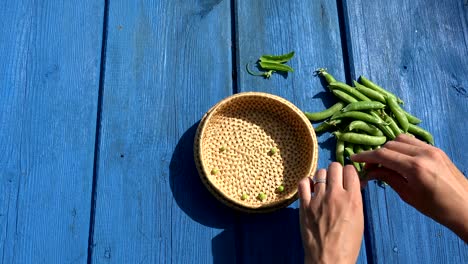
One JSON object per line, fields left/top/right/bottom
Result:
{"left": 235, "top": 1, "right": 368, "bottom": 263}
{"left": 90, "top": 0, "right": 236, "bottom": 263}
{"left": 343, "top": 0, "right": 468, "bottom": 262}
{"left": 0, "top": 1, "right": 104, "bottom": 263}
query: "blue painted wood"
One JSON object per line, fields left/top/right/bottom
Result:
{"left": 235, "top": 1, "right": 368, "bottom": 263}
{"left": 90, "top": 0, "right": 236, "bottom": 263}
{"left": 0, "top": 1, "right": 104, "bottom": 263}
{"left": 342, "top": 0, "right": 468, "bottom": 262}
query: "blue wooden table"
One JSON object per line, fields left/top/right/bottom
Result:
{"left": 1, "top": 0, "right": 467, "bottom": 263}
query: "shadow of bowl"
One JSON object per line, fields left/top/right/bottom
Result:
{"left": 169, "top": 121, "right": 236, "bottom": 228}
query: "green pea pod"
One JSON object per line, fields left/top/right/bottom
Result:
{"left": 333, "top": 131, "right": 387, "bottom": 146}
{"left": 332, "top": 89, "right": 359, "bottom": 104}
{"left": 343, "top": 146, "right": 361, "bottom": 172}
{"left": 315, "top": 68, "right": 337, "bottom": 84}
{"left": 403, "top": 110, "right": 422, "bottom": 124}
{"left": 384, "top": 114, "right": 403, "bottom": 137}
{"left": 260, "top": 51, "right": 295, "bottom": 63}
{"left": 353, "top": 81, "right": 387, "bottom": 104}
{"left": 408, "top": 124, "right": 434, "bottom": 145}
{"left": 259, "top": 61, "right": 294, "bottom": 72}
{"left": 347, "top": 120, "right": 384, "bottom": 136}
{"left": 359, "top": 76, "right": 404, "bottom": 104}
{"left": 369, "top": 111, "right": 396, "bottom": 139}
{"left": 314, "top": 119, "right": 343, "bottom": 134}
{"left": 305, "top": 101, "right": 346, "bottom": 121}
{"left": 336, "top": 139, "right": 345, "bottom": 165}
{"left": 387, "top": 96, "right": 409, "bottom": 132}
{"left": 331, "top": 111, "right": 386, "bottom": 125}
{"left": 329, "top": 82, "right": 371, "bottom": 101}
{"left": 341, "top": 101, "right": 385, "bottom": 112}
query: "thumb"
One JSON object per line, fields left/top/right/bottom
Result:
{"left": 366, "top": 167, "right": 408, "bottom": 194}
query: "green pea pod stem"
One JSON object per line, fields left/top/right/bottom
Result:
{"left": 334, "top": 131, "right": 387, "bottom": 146}
{"left": 336, "top": 139, "right": 345, "bottom": 165}
{"left": 353, "top": 81, "right": 387, "bottom": 103}
{"left": 359, "top": 76, "right": 404, "bottom": 104}
{"left": 332, "top": 89, "right": 359, "bottom": 104}
{"left": 315, "top": 68, "right": 337, "bottom": 84}
{"left": 384, "top": 114, "right": 403, "bottom": 137}
{"left": 343, "top": 147, "right": 361, "bottom": 172}
{"left": 259, "top": 61, "right": 294, "bottom": 72}
{"left": 329, "top": 82, "right": 371, "bottom": 101}
{"left": 403, "top": 110, "right": 422, "bottom": 124}
{"left": 246, "top": 63, "right": 274, "bottom": 78}
{"left": 347, "top": 120, "right": 384, "bottom": 136}
{"left": 260, "top": 51, "right": 294, "bottom": 63}
{"left": 408, "top": 124, "right": 434, "bottom": 145}
{"left": 305, "top": 102, "right": 346, "bottom": 121}
{"left": 331, "top": 111, "right": 386, "bottom": 125}
{"left": 387, "top": 96, "right": 409, "bottom": 132}
{"left": 341, "top": 101, "right": 385, "bottom": 112}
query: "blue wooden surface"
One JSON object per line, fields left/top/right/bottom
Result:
{"left": 0, "top": 1, "right": 104, "bottom": 263}
{"left": 0, "top": 0, "right": 467, "bottom": 263}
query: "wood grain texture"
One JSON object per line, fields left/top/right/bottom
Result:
{"left": 0, "top": 1, "right": 104, "bottom": 263}
{"left": 235, "top": 1, "right": 367, "bottom": 263}
{"left": 90, "top": 0, "right": 236, "bottom": 263}
{"left": 343, "top": 0, "right": 468, "bottom": 262}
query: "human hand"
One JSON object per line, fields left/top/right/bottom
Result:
{"left": 298, "top": 162, "right": 364, "bottom": 264}
{"left": 351, "top": 134, "right": 468, "bottom": 242}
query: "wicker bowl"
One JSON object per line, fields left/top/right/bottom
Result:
{"left": 194, "top": 92, "right": 318, "bottom": 213}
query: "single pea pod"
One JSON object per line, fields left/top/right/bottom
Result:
{"left": 305, "top": 101, "right": 346, "bottom": 121}
{"left": 387, "top": 96, "right": 409, "bottom": 132}
{"left": 359, "top": 76, "right": 404, "bottom": 104}
{"left": 332, "top": 89, "right": 359, "bottom": 104}
{"left": 331, "top": 111, "right": 386, "bottom": 125}
{"left": 403, "top": 110, "right": 422, "bottom": 124}
{"left": 343, "top": 146, "right": 361, "bottom": 172}
{"left": 336, "top": 139, "right": 345, "bottom": 166}
{"left": 367, "top": 111, "right": 394, "bottom": 139}
{"left": 347, "top": 120, "right": 384, "bottom": 136}
{"left": 341, "top": 101, "right": 385, "bottom": 112}
{"left": 329, "top": 82, "right": 371, "bottom": 101}
{"left": 315, "top": 68, "right": 337, "bottom": 84}
{"left": 260, "top": 51, "right": 294, "bottom": 63}
{"left": 353, "top": 81, "right": 387, "bottom": 104}
{"left": 383, "top": 113, "right": 403, "bottom": 137}
{"left": 408, "top": 124, "right": 434, "bottom": 145}
{"left": 259, "top": 61, "right": 294, "bottom": 72}
{"left": 333, "top": 131, "right": 387, "bottom": 146}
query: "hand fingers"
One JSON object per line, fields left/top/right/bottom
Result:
{"left": 395, "top": 134, "right": 429, "bottom": 147}
{"left": 313, "top": 169, "right": 327, "bottom": 198}
{"left": 298, "top": 177, "right": 312, "bottom": 208}
{"left": 343, "top": 164, "right": 360, "bottom": 191}
{"left": 351, "top": 147, "right": 413, "bottom": 175}
{"left": 327, "top": 162, "right": 343, "bottom": 190}
{"left": 366, "top": 167, "right": 409, "bottom": 194}
{"left": 383, "top": 140, "right": 422, "bottom": 157}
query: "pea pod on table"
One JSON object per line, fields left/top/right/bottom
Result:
{"left": 329, "top": 82, "right": 371, "bottom": 101}
{"left": 305, "top": 101, "right": 346, "bottom": 121}
{"left": 331, "top": 111, "right": 386, "bottom": 125}
{"left": 386, "top": 96, "right": 409, "bottom": 132}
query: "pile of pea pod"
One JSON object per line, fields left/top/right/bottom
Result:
{"left": 305, "top": 68, "right": 434, "bottom": 176}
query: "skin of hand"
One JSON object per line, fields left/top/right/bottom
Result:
{"left": 351, "top": 134, "right": 468, "bottom": 242}
{"left": 298, "top": 163, "right": 364, "bottom": 264}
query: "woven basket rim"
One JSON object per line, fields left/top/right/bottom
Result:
{"left": 194, "top": 92, "right": 318, "bottom": 212}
